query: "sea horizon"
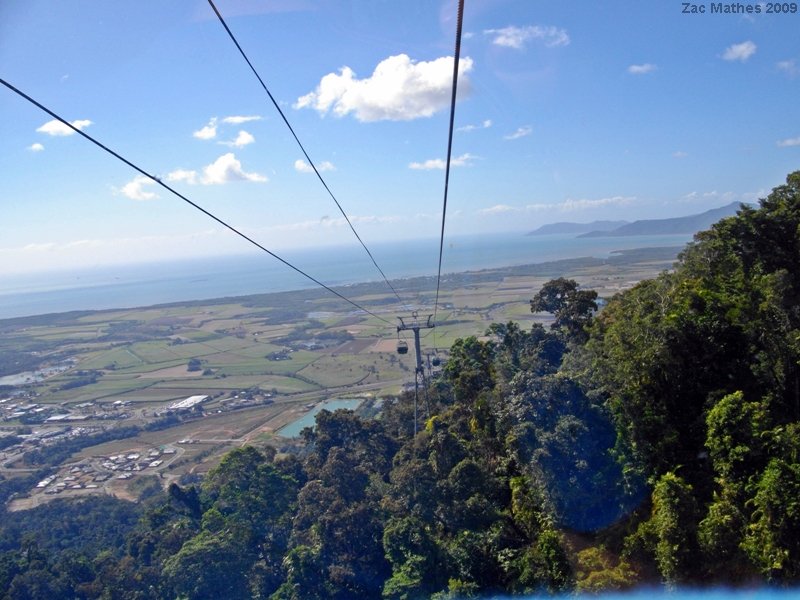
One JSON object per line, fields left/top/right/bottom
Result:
{"left": 0, "top": 231, "right": 694, "bottom": 320}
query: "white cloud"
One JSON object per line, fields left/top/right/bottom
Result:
{"left": 523, "top": 196, "right": 636, "bottom": 213}
{"left": 193, "top": 118, "right": 218, "bottom": 140}
{"left": 295, "top": 159, "right": 336, "bottom": 173}
{"left": 777, "top": 59, "right": 800, "bottom": 76}
{"left": 457, "top": 119, "right": 492, "bottom": 132}
{"left": 23, "top": 242, "right": 57, "bottom": 252}
{"left": 27, "top": 143, "right": 44, "bottom": 152}
{"left": 673, "top": 151, "right": 688, "bottom": 158}
{"left": 477, "top": 204, "right": 515, "bottom": 215}
{"left": 628, "top": 63, "right": 657, "bottom": 74}
{"left": 409, "top": 153, "right": 476, "bottom": 170}
{"left": 777, "top": 136, "right": 800, "bottom": 147}
{"left": 264, "top": 213, "right": 430, "bottom": 233}
{"left": 36, "top": 119, "right": 92, "bottom": 136}
{"left": 680, "top": 190, "right": 736, "bottom": 203}
{"left": 220, "top": 130, "right": 255, "bottom": 148}
{"left": 0, "top": 230, "right": 233, "bottom": 275}
{"left": 504, "top": 126, "right": 532, "bottom": 140}
{"left": 116, "top": 175, "right": 160, "bottom": 201}
{"left": 222, "top": 115, "right": 262, "bottom": 124}
{"left": 200, "top": 153, "right": 267, "bottom": 184}
{"left": 723, "top": 41, "right": 756, "bottom": 62}
{"left": 410, "top": 158, "right": 446, "bottom": 170}
{"left": 166, "top": 155, "right": 267, "bottom": 185}
{"left": 474, "top": 196, "right": 635, "bottom": 215}
{"left": 167, "top": 169, "right": 198, "bottom": 185}
{"left": 741, "top": 188, "right": 767, "bottom": 202}
{"left": 450, "top": 154, "right": 477, "bottom": 167}
{"left": 484, "top": 25, "right": 569, "bottom": 49}
{"left": 294, "top": 53, "right": 474, "bottom": 122}
{"left": 559, "top": 197, "right": 635, "bottom": 211}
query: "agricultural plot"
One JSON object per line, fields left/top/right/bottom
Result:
{"left": 336, "top": 339, "right": 377, "bottom": 354}
{"left": 224, "top": 343, "right": 284, "bottom": 359}
{"left": 137, "top": 365, "right": 200, "bottom": 379}
{"left": 77, "top": 346, "right": 148, "bottom": 370}
{"left": 297, "top": 352, "right": 412, "bottom": 388}
{"left": 447, "top": 286, "right": 500, "bottom": 309}
{"left": 41, "top": 379, "right": 161, "bottom": 405}
{"left": 109, "top": 388, "right": 199, "bottom": 403}
{"left": 218, "top": 350, "right": 320, "bottom": 375}
{"left": 19, "top": 328, "right": 96, "bottom": 343}
{"left": 178, "top": 330, "right": 225, "bottom": 342}
{"left": 425, "top": 322, "right": 484, "bottom": 347}
{"left": 124, "top": 341, "right": 196, "bottom": 363}
{"left": 151, "top": 375, "right": 317, "bottom": 394}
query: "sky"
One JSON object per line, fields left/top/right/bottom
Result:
{"left": 1, "top": 0, "right": 799, "bottom": 275}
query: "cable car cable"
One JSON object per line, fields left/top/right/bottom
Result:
{"left": 432, "top": 0, "right": 465, "bottom": 350}
{"left": 206, "top": 0, "right": 413, "bottom": 314}
{"left": 0, "top": 77, "right": 394, "bottom": 326}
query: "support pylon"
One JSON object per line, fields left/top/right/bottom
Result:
{"left": 397, "top": 312, "right": 435, "bottom": 435}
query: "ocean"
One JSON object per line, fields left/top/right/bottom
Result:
{"left": 0, "top": 232, "right": 694, "bottom": 320}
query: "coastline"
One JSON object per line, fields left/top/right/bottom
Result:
{"left": 0, "top": 244, "right": 685, "bottom": 323}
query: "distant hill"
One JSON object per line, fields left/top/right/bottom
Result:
{"left": 577, "top": 202, "right": 744, "bottom": 238}
{"left": 526, "top": 220, "right": 630, "bottom": 236}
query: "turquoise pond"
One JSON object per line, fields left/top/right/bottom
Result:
{"left": 277, "top": 399, "right": 362, "bottom": 438}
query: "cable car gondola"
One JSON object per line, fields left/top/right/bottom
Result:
{"left": 431, "top": 356, "right": 440, "bottom": 367}
{"left": 397, "top": 340, "right": 408, "bottom": 355}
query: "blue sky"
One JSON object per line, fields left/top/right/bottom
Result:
{"left": 1, "top": 0, "right": 799, "bottom": 274}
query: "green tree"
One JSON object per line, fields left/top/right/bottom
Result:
{"left": 382, "top": 517, "right": 439, "bottom": 599}
{"left": 442, "top": 336, "right": 495, "bottom": 403}
{"left": 163, "top": 531, "right": 254, "bottom": 600}
{"left": 530, "top": 278, "right": 598, "bottom": 343}
{"left": 650, "top": 472, "right": 699, "bottom": 587}
{"left": 744, "top": 457, "right": 800, "bottom": 581}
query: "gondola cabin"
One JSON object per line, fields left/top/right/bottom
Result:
{"left": 397, "top": 340, "right": 409, "bottom": 355}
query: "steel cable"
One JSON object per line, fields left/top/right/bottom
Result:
{"left": 432, "top": 0, "right": 466, "bottom": 349}
{"left": 207, "top": 0, "right": 413, "bottom": 314}
{"left": 0, "top": 77, "right": 394, "bottom": 326}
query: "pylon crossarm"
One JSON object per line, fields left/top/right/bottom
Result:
{"left": 397, "top": 314, "right": 435, "bottom": 331}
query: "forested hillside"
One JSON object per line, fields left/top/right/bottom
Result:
{"left": 2, "top": 171, "right": 800, "bottom": 599}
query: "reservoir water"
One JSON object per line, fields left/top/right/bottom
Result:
{"left": 278, "top": 399, "right": 362, "bottom": 438}
{"left": 0, "top": 232, "right": 694, "bottom": 320}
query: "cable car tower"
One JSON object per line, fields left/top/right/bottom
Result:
{"left": 397, "top": 312, "right": 435, "bottom": 435}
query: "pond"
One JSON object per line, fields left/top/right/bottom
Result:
{"left": 0, "top": 365, "right": 71, "bottom": 387}
{"left": 277, "top": 399, "right": 362, "bottom": 438}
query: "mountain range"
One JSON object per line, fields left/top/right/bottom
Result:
{"left": 526, "top": 202, "right": 745, "bottom": 238}
{"left": 525, "top": 220, "right": 630, "bottom": 236}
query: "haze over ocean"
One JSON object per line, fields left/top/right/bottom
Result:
{"left": 0, "top": 232, "right": 693, "bottom": 319}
